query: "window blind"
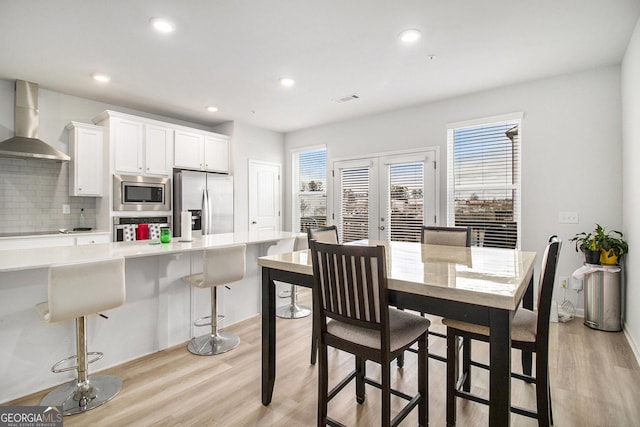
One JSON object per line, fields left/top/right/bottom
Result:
{"left": 387, "top": 162, "right": 424, "bottom": 242}
{"left": 340, "top": 167, "right": 369, "bottom": 243}
{"left": 293, "top": 148, "right": 327, "bottom": 232}
{"left": 447, "top": 115, "right": 522, "bottom": 248}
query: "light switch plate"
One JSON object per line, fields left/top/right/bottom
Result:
{"left": 558, "top": 211, "right": 579, "bottom": 224}
{"left": 62, "top": 204, "right": 70, "bottom": 214}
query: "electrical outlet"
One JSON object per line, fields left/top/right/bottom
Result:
{"left": 558, "top": 212, "right": 579, "bottom": 224}
{"left": 559, "top": 276, "right": 568, "bottom": 289}
{"left": 62, "top": 204, "right": 70, "bottom": 214}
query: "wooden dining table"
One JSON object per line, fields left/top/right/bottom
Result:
{"left": 258, "top": 240, "right": 537, "bottom": 426}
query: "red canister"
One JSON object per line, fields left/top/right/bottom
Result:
{"left": 137, "top": 223, "right": 149, "bottom": 240}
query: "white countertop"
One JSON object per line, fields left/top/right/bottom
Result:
{"left": 0, "top": 230, "right": 110, "bottom": 240}
{"left": 0, "top": 231, "right": 302, "bottom": 272}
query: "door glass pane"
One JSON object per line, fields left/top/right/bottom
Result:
{"left": 387, "top": 162, "right": 424, "bottom": 242}
{"left": 340, "top": 167, "right": 369, "bottom": 242}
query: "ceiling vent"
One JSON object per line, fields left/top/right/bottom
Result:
{"left": 334, "top": 94, "right": 360, "bottom": 103}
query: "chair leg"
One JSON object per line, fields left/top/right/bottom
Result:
{"left": 418, "top": 334, "right": 429, "bottom": 427}
{"left": 446, "top": 331, "right": 457, "bottom": 427}
{"left": 535, "top": 355, "right": 552, "bottom": 427}
{"left": 356, "top": 356, "right": 366, "bottom": 404}
{"left": 318, "top": 340, "right": 329, "bottom": 426}
{"left": 396, "top": 352, "right": 405, "bottom": 368}
{"left": 382, "top": 359, "right": 391, "bottom": 427}
{"left": 462, "top": 337, "right": 471, "bottom": 392}
{"left": 549, "top": 383, "right": 554, "bottom": 426}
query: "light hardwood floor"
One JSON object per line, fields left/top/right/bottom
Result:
{"left": 9, "top": 288, "right": 640, "bottom": 426}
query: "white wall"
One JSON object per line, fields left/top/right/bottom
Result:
{"left": 622, "top": 16, "right": 640, "bottom": 361}
{"left": 214, "top": 121, "right": 285, "bottom": 232}
{"left": 285, "top": 66, "right": 623, "bottom": 313}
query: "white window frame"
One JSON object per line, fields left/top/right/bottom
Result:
{"left": 446, "top": 112, "right": 523, "bottom": 248}
{"left": 291, "top": 145, "right": 327, "bottom": 233}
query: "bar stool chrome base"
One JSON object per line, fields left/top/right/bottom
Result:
{"left": 278, "top": 289, "right": 292, "bottom": 298}
{"left": 40, "top": 375, "right": 122, "bottom": 416}
{"left": 276, "top": 303, "right": 311, "bottom": 319}
{"left": 188, "top": 332, "right": 240, "bottom": 355}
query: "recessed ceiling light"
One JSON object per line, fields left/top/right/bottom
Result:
{"left": 398, "top": 29, "right": 421, "bottom": 43}
{"left": 279, "top": 77, "right": 295, "bottom": 87}
{"left": 206, "top": 106, "right": 219, "bottom": 113}
{"left": 150, "top": 17, "right": 175, "bottom": 33}
{"left": 92, "top": 73, "right": 111, "bottom": 83}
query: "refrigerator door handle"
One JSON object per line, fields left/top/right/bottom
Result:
{"left": 202, "top": 190, "right": 210, "bottom": 235}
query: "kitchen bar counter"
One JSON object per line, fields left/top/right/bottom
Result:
{"left": 0, "top": 230, "right": 108, "bottom": 239}
{"left": 0, "top": 230, "right": 301, "bottom": 404}
{"left": 0, "top": 231, "right": 301, "bottom": 272}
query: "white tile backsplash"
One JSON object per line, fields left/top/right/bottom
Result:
{"left": 0, "top": 157, "right": 96, "bottom": 233}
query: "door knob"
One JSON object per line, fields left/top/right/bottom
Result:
{"left": 252, "top": 221, "right": 257, "bottom": 224}
{"left": 379, "top": 226, "right": 385, "bottom": 230}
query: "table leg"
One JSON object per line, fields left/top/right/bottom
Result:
{"left": 489, "top": 309, "right": 512, "bottom": 426}
{"left": 261, "top": 267, "right": 276, "bottom": 405}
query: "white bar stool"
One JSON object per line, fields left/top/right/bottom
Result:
{"left": 35, "top": 257, "right": 126, "bottom": 415}
{"left": 182, "top": 244, "right": 246, "bottom": 355}
{"left": 275, "top": 236, "right": 311, "bottom": 319}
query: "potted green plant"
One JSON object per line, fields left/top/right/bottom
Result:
{"left": 596, "top": 225, "right": 628, "bottom": 265}
{"left": 570, "top": 229, "right": 601, "bottom": 264}
{"left": 570, "top": 224, "right": 629, "bottom": 265}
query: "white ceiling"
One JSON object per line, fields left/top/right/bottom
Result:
{"left": 1, "top": 1, "right": 639, "bottom": 133}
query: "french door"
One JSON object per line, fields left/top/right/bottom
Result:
{"left": 332, "top": 150, "right": 437, "bottom": 242}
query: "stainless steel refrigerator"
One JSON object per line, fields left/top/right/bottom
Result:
{"left": 173, "top": 170, "right": 234, "bottom": 237}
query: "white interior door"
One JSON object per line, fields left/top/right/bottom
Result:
{"left": 333, "top": 150, "right": 437, "bottom": 242}
{"left": 249, "top": 160, "right": 281, "bottom": 232}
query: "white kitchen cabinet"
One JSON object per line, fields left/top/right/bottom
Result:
{"left": 174, "top": 130, "right": 230, "bottom": 173}
{"left": 203, "top": 134, "right": 230, "bottom": 173}
{"left": 75, "top": 233, "right": 110, "bottom": 245}
{"left": 144, "top": 124, "right": 173, "bottom": 176}
{"left": 67, "top": 122, "right": 104, "bottom": 197}
{"left": 94, "top": 111, "right": 173, "bottom": 177}
{"left": 174, "top": 129, "right": 204, "bottom": 170}
{"left": 112, "top": 116, "right": 144, "bottom": 174}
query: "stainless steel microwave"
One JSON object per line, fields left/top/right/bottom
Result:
{"left": 113, "top": 174, "right": 171, "bottom": 211}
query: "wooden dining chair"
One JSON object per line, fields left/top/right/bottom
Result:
{"left": 421, "top": 225, "right": 471, "bottom": 248}
{"left": 309, "top": 240, "right": 430, "bottom": 427}
{"left": 307, "top": 225, "right": 339, "bottom": 365}
{"left": 307, "top": 225, "right": 339, "bottom": 244}
{"left": 421, "top": 226, "right": 471, "bottom": 362}
{"left": 396, "top": 226, "right": 472, "bottom": 368}
{"left": 442, "top": 235, "right": 561, "bottom": 426}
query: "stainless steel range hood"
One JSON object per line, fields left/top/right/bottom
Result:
{"left": 0, "top": 80, "right": 70, "bottom": 161}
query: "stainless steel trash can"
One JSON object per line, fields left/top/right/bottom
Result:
{"left": 583, "top": 266, "right": 621, "bottom": 332}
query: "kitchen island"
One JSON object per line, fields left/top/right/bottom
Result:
{"left": 0, "top": 231, "right": 301, "bottom": 403}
